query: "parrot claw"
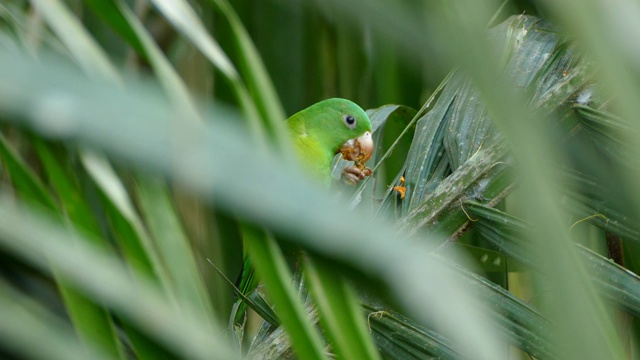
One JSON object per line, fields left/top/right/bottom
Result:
{"left": 339, "top": 131, "right": 374, "bottom": 185}
{"left": 341, "top": 165, "right": 372, "bottom": 185}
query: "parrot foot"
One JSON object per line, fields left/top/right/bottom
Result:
{"left": 341, "top": 165, "right": 372, "bottom": 185}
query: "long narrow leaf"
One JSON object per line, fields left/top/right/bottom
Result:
{"left": 207, "top": 0, "right": 290, "bottom": 151}
{"left": 148, "top": 0, "right": 266, "bottom": 142}
{"left": 0, "top": 200, "right": 237, "bottom": 360}
{"left": 467, "top": 201, "right": 640, "bottom": 319}
{"left": 29, "top": 0, "right": 118, "bottom": 78}
{"left": 242, "top": 226, "right": 329, "bottom": 360}
{"left": 0, "top": 137, "right": 124, "bottom": 359}
{"left": 136, "top": 177, "right": 215, "bottom": 320}
{"left": 0, "top": 281, "right": 113, "bottom": 360}
{"left": 304, "top": 257, "right": 381, "bottom": 360}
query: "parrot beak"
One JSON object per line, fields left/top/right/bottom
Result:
{"left": 339, "top": 131, "right": 374, "bottom": 166}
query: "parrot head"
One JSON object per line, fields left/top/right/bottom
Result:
{"left": 288, "top": 98, "right": 373, "bottom": 156}
{"left": 286, "top": 98, "right": 374, "bottom": 184}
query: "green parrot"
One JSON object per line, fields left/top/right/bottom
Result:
{"left": 232, "top": 98, "right": 374, "bottom": 332}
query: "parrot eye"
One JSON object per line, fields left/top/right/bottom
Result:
{"left": 343, "top": 114, "right": 356, "bottom": 129}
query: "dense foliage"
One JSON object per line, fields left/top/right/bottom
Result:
{"left": 1, "top": 1, "right": 640, "bottom": 359}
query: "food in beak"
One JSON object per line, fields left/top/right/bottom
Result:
{"left": 339, "top": 131, "right": 374, "bottom": 176}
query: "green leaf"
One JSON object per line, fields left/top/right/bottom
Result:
{"left": 574, "top": 105, "right": 632, "bottom": 162}
{"left": 242, "top": 225, "right": 329, "bottom": 360}
{"left": 80, "top": 0, "right": 146, "bottom": 57}
{"left": 0, "top": 281, "right": 113, "bottom": 360}
{"left": 147, "top": 0, "right": 266, "bottom": 143}
{"left": 207, "top": 0, "right": 290, "bottom": 152}
{"left": 438, "top": 255, "right": 554, "bottom": 359}
{"left": 245, "top": 289, "right": 280, "bottom": 328}
{"left": 561, "top": 169, "right": 639, "bottom": 241}
{"left": 367, "top": 105, "right": 418, "bottom": 188}
{"left": 135, "top": 177, "right": 215, "bottom": 321}
{"left": 113, "top": 0, "right": 199, "bottom": 118}
{"left": 467, "top": 201, "right": 640, "bottom": 319}
{"left": 30, "top": 138, "right": 104, "bottom": 242}
{"left": 304, "top": 257, "right": 381, "bottom": 360}
{"left": 29, "top": 0, "right": 118, "bottom": 79}
{"left": 0, "top": 133, "right": 57, "bottom": 212}
{"left": 0, "top": 200, "right": 237, "bottom": 360}
{"left": 80, "top": 151, "right": 157, "bottom": 278}
{"left": 0, "top": 135, "right": 124, "bottom": 359}
{"left": 363, "top": 304, "right": 461, "bottom": 360}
